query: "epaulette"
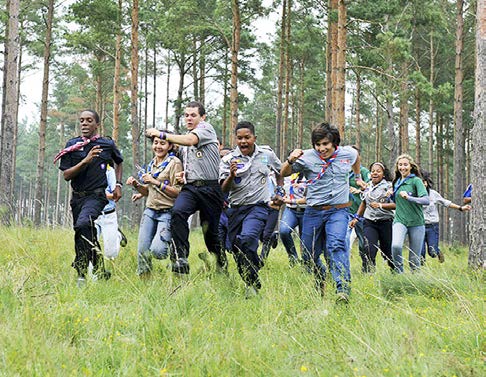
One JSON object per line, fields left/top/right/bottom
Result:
{"left": 259, "top": 145, "right": 275, "bottom": 152}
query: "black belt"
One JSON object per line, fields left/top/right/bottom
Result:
{"left": 72, "top": 188, "right": 105, "bottom": 197}
{"left": 290, "top": 206, "right": 306, "bottom": 212}
{"left": 186, "top": 180, "right": 219, "bottom": 187}
{"left": 101, "top": 208, "right": 116, "bottom": 215}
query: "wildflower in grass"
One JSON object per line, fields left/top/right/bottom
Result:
{"left": 159, "top": 368, "right": 168, "bottom": 376}
{"left": 300, "top": 365, "right": 308, "bottom": 372}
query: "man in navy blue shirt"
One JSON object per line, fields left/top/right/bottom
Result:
{"left": 56, "top": 109, "right": 123, "bottom": 286}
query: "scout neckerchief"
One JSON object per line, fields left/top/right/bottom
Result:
{"left": 233, "top": 146, "right": 259, "bottom": 177}
{"left": 305, "top": 147, "right": 339, "bottom": 185}
{"left": 361, "top": 179, "right": 391, "bottom": 202}
{"left": 138, "top": 152, "right": 175, "bottom": 182}
{"left": 392, "top": 174, "right": 416, "bottom": 200}
{"left": 53, "top": 134, "right": 101, "bottom": 163}
{"left": 289, "top": 173, "right": 305, "bottom": 201}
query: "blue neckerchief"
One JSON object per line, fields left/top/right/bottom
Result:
{"left": 138, "top": 152, "right": 175, "bottom": 182}
{"left": 392, "top": 174, "right": 416, "bottom": 200}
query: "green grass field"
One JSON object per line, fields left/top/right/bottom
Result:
{"left": 0, "top": 227, "right": 484, "bottom": 376}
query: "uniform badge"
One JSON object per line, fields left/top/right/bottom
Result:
{"left": 261, "top": 156, "right": 269, "bottom": 164}
{"left": 261, "top": 177, "right": 266, "bottom": 184}
{"left": 196, "top": 151, "right": 203, "bottom": 158}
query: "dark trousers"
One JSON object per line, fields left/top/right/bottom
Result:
{"left": 171, "top": 184, "right": 224, "bottom": 262}
{"left": 363, "top": 218, "right": 394, "bottom": 270}
{"left": 260, "top": 207, "right": 280, "bottom": 260}
{"left": 227, "top": 203, "right": 269, "bottom": 288}
{"left": 70, "top": 192, "right": 108, "bottom": 277}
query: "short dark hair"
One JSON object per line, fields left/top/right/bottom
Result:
{"left": 82, "top": 109, "right": 100, "bottom": 123}
{"left": 235, "top": 121, "right": 255, "bottom": 135}
{"left": 185, "top": 101, "right": 206, "bottom": 116}
{"left": 311, "top": 122, "right": 340, "bottom": 147}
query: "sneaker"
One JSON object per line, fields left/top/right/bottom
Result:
{"left": 216, "top": 255, "right": 229, "bottom": 275}
{"left": 437, "top": 252, "right": 445, "bottom": 263}
{"left": 172, "top": 258, "right": 190, "bottom": 274}
{"left": 77, "top": 276, "right": 87, "bottom": 288}
{"left": 119, "top": 228, "right": 128, "bottom": 247}
{"left": 335, "top": 292, "right": 350, "bottom": 304}
{"left": 198, "top": 252, "right": 211, "bottom": 271}
{"left": 270, "top": 231, "right": 279, "bottom": 249}
{"left": 245, "top": 285, "right": 259, "bottom": 299}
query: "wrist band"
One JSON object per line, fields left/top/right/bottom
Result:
{"left": 379, "top": 203, "right": 383, "bottom": 209}
{"left": 162, "top": 184, "right": 167, "bottom": 191}
{"left": 116, "top": 180, "right": 123, "bottom": 186}
{"left": 286, "top": 158, "right": 294, "bottom": 165}
{"left": 159, "top": 132, "right": 167, "bottom": 140}
{"left": 355, "top": 174, "right": 362, "bottom": 180}
{"left": 459, "top": 206, "right": 463, "bottom": 212}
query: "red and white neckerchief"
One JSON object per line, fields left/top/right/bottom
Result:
{"left": 53, "top": 134, "right": 100, "bottom": 164}
{"left": 305, "top": 147, "right": 339, "bottom": 185}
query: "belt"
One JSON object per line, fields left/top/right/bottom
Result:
{"left": 187, "top": 180, "right": 219, "bottom": 187}
{"left": 290, "top": 206, "right": 306, "bottom": 212}
{"left": 101, "top": 208, "right": 116, "bottom": 215}
{"left": 72, "top": 188, "right": 106, "bottom": 197}
{"left": 311, "top": 201, "right": 352, "bottom": 211}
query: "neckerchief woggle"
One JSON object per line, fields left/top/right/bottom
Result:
{"left": 304, "top": 147, "right": 339, "bottom": 185}
{"left": 53, "top": 134, "right": 101, "bottom": 163}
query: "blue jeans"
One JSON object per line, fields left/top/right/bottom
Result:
{"left": 301, "top": 206, "right": 351, "bottom": 294}
{"left": 279, "top": 207, "right": 305, "bottom": 263}
{"left": 421, "top": 223, "right": 440, "bottom": 259}
{"left": 391, "top": 222, "right": 425, "bottom": 273}
{"left": 137, "top": 208, "right": 172, "bottom": 274}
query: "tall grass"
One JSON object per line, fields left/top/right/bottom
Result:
{"left": 0, "top": 226, "right": 484, "bottom": 376}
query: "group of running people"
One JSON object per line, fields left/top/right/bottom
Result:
{"left": 56, "top": 101, "right": 471, "bottom": 301}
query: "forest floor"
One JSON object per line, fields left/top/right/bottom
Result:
{"left": 0, "top": 227, "right": 484, "bottom": 376}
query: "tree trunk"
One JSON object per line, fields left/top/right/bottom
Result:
{"left": 327, "top": 0, "right": 338, "bottom": 125}
{"left": 469, "top": 0, "right": 486, "bottom": 268}
{"left": 152, "top": 48, "right": 157, "bottom": 128}
{"left": 130, "top": 0, "right": 142, "bottom": 227}
{"left": 199, "top": 46, "right": 206, "bottom": 106}
{"left": 55, "top": 121, "right": 64, "bottom": 226}
{"left": 399, "top": 61, "right": 409, "bottom": 154}
{"left": 375, "top": 97, "right": 382, "bottom": 163}
{"left": 428, "top": 32, "right": 435, "bottom": 173}
{"left": 222, "top": 53, "right": 229, "bottom": 147}
{"left": 334, "top": 0, "right": 346, "bottom": 136}
{"left": 297, "top": 58, "right": 305, "bottom": 149}
{"left": 193, "top": 36, "right": 199, "bottom": 101}
{"left": 386, "top": 95, "right": 397, "bottom": 168}
{"left": 174, "top": 56, "right": 185, "bottom": 133}
{"left": 112, "top": 0, "right": 122, "bottom": 143}
{"left": 453, "top": 0, "right": 466, "bottom": 244}
{"left": 275, "top": 0, "right": 287, "bottom": 157}
{"left": 355, "top": 70, "right": 361, "bottom": 150}
{"left": 143, "top": 46, "right": 149, "bottom": 163}
{"left": 0, "top": 0, "right": 20, "bottom": 225}
{"left": 282, "top": 0, "right": 291, "bottom": 159}
{"left": 415, "top": 88, "right": 421, "bottom": 165}
{"left": 165, "top": 51, "right": 170, "bottom": 129}
{"left": 229, "top": 0, "right": 241, "bottom": 136}
{"left": 34, "top": 0, "right": 54, "bottom": 226}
